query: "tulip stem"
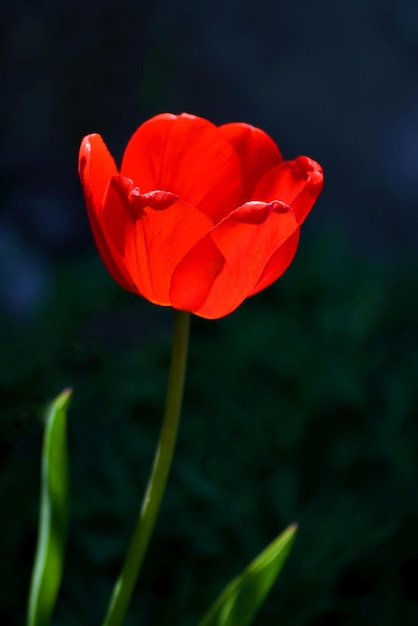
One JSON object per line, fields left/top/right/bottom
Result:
{"left": 102, "top": 310, "right": 191, "bottom": 626}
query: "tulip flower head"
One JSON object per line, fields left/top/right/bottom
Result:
{"left": 79, "top": 113, "right": 323, "bottom": 319}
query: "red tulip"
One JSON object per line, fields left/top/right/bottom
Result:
{"left": 79, "top": 113, "right": 323, "bottom": 319}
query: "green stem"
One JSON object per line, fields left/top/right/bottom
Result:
{"left": 102, "top": 310, "right": 191, "bottom": 626}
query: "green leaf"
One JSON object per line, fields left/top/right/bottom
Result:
{"left": 27, "top": 388, "right": 72, "bottom": 626}
{"left": 198, "top": 524, "right": 297, "bottom": 626}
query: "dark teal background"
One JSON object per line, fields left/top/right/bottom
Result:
{"left": 1, "top": 1, "right": 418, "bottom": 624}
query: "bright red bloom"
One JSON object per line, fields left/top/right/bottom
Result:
{"left": 78, "top": 113, "right": 323, "bottom": 319}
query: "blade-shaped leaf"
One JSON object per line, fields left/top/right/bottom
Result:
{"left": 198, "top": 524, "right": 297, "bottom": 626}
{"left": 27, "top": 388, "right": 72, "bottom": 626}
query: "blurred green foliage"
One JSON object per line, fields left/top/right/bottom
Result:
{"left": 1, "top": 231, "right": 417, "bottom": 626}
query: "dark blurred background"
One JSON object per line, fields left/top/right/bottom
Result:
{"left": 1, "top": 0, "right": 418, "bottom": 624}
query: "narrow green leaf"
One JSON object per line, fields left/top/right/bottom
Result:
{"left": 27, "top": 388, "right": 72, "bottom": 626}
{"left": 198, "top": 524, "right": 297, "bottom": 626}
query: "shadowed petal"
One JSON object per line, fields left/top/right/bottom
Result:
{"left": 120, "top": 113, "right": 242, "bottom": 223}
{"left": 249, "top": 229, "right": 300, "bottom": 296}
{"left": 253, "top": 156, "right": 324, "bottom": 224}
{"left": 78, "top": 135, "right": 132, "bottom": 290}
{"left": 78, "top": 134, "right": 118, "bottom": 214}
{"left": 220, "top": 122, "right": 283, "bottom": 202}
{"left": 100, "top": 175, "right": 214, "bottom": 304}
{"left": 170, "top": 201, "right": 299, "bottom": 319}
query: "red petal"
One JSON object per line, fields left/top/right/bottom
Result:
{"left": 248, "top": 229, "right": 300, "bottom": 296}
{"left": 120, "top": 113, "right": 242, "bottom": 223}
{"left": 220, "top": 122, "right": 283, "bottom": 202}
{"left": 100, "top": 175, "right": 213, "bottom": 305}
{"left": 79, "top": 134, "right": 118, "bottom": 213}
{"left": 170, "top": 201, "right": 299, "bottom": 319}
{"left": 253, "top": 156, "right": 324, "bottom": 224}
{"left": 78, "top": 135, "right": 133, "bottom": 290}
